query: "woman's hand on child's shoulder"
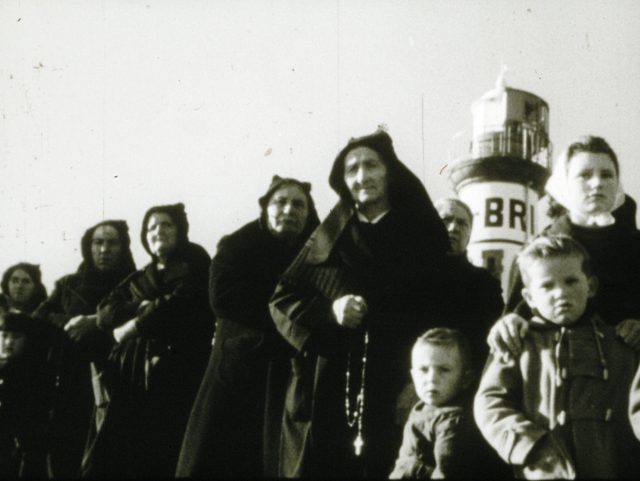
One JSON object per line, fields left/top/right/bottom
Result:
{"left": 615, "top": 318, "right": 640, "bottom": 350}
{"left": 487, "top": 313, "right": 530, "bottom": 362}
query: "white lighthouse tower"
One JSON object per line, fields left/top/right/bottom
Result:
{"left": 448, "top": 71, "right": 551, "bottom": 297}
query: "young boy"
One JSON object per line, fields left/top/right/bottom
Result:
{"left": 390, "top": 327, "right": 504, "bottom": 479}
{"left": 475, "top": 234, "right": 640, "bottom": 479}
{"left": 0, "top": 312, "right": 54, "bottom": 478}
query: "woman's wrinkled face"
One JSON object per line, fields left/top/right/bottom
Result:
{"left": 146, "top": 213, "right": 178, "bottom": 258}
{"left": 8, "top": 269, "right": 36, "bottom": 306}
{"left": 566, "top": 152, "right": 618, "bottom": 216}
{"left": 266, "top": 185, "right": 310, "bottom": 241}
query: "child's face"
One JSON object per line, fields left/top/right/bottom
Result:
{"left": 522, "top": 256, "right": 596, "bottom": 326}
{"left": 0, "top": 331, "right": 27, "bottom": 361}
{"left": 411, "top": 343, "right": 469, "bottom": 407}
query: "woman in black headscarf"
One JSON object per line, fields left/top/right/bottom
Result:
{"left": 1, "top": 263, "right": 47, "bottom": 314}
{"left": 33, "top": 220, "right": 136, "bottom": 477}
{"left": 176, "top": 176, "right": 320, "bottom": 478}
{"left": 269, "top": 128, "right": 451, "bottom": 478}
{"left": 81, "top": 203, "right": 214, "bottom": 478}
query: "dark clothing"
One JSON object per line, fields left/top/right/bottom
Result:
{"left": 506, "top": 215, "right": 640, "bottom": 325}
{"left": 0, "top": 320, "right": 62, "bottom": 479}
{"left": 176, "top": 220, "right": 310, "bottom": 477}
{"left": 441, "top": 254, "right": 503, "bottom": 365}
{"left": 32, "top": 220, "right": 135, "bottom": 478}
{"left": 0, "top": 358, "right": 50, "bottom": 478}
{"left": 271, "top": 201, "right": 450, "bottom": 477}
{"left": 390, "top": 399, "right": 504, "bottom": 479}
{"left": 81, "top": 242, "right": 213, "bottom": 478}
{"left": 475, "top": 313, "right": 640, "bottom": 479}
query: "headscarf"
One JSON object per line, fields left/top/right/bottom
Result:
{"left": 1, "top": 263, "right": 48, "bottom": 313}
{"left": 140, "top": 203, "right": 190, "bottom": 259}
{"left": 258, "top": 175, "right": 321, "bottom": 242}
{"left": 545, "top": 138, "right": 625, "bottom": 226}
{"left": 79, "top": 219, "right": 136, "bottom": 281}
{"left": 321, "top": 127, "right": 449, "bottom": 257}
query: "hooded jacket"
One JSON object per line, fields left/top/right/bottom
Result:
{"left": 475, "top": 313, "right": 640, "bottom": 479}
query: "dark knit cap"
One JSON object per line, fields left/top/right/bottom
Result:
{"left": 140, "top": 203, "right": 190, "bottom": 256}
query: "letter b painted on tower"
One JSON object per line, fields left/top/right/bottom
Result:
{"left": 485, "top": 197, "right": 503, "bottom": 227}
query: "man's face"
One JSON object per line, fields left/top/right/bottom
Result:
{"left": 343, "top": 147, "right": 389, "bottom": 209}
{"left": 91, "top": 225, "right": 123, "bottom": 272}
{"left": 411, "top": 343, "right": 469, "bottom": 407}
{"left": 266, "top": 184, "right": 310, "bottom": 241}
{"left": 522, "top": 256, "right": 596, "bottom": 326}
{"left": 0, "top": 331, "right": 27, "bottom": 361}
{"left": 436, "top": 200, "right": 472, "bottom": 255}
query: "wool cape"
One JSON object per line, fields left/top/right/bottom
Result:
{"left": 81, "top": 204, "right": 214, "bottom": 478}
{"left": 176, "top": 177, "right": 320, "bottom": 478}
{"left": 269, "top": 130, "right": 452, "bottom": 478}
{"left": 32, "top": 220, "right": 136, "bottom": 478}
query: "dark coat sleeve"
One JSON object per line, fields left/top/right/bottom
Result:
{"left": 96, "top": 276, "right": 139, "bottom": 332}
{"left": 209, "top": 234, "right": 271, "bottom": 332}
{"left": 32, "top": 277, "right": 73, "bottom": 329}
{"left": 135, "top": 271, "right": 208, "bottom": 339}
{"left": 269, "top": 277, "right": 344, "bottom": 355}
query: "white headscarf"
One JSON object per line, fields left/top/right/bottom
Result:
{"left": 545, "top": 147, "right": 625, "bottom": 227}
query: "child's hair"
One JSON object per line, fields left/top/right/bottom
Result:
{"left": 517, "top": 234, "right": 593, "bottom": 285}
{"left": 413, "top": 327, "right": 472, "bottom": 371}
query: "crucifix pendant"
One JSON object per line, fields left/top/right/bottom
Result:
{"left": 354, "top": 434, "right": 364, "bottom": 456}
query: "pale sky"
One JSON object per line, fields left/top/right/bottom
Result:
{"left": 2, "top": 0, "right": 640, "bottom": 290}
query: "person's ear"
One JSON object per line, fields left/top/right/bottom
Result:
{"left": 587, "top": 275, "right": 599, "bottom": 299}
{"left": 522, "top": 287, "right": 534, "bottom": 308}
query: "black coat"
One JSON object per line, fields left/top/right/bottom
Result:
{"left": 176, "top": 220, "right": 310, "bottom": 477}
{"left": 0, "top": 353, "right": 52, "bottom": 478}
{"left": 32, "top": 222, "right": 136, "bottom": 478}
{"left": 506, "top": 215, "right": 640, "bottom": 325}
{"left": 81, "top": 242, "right": 213, "bottom": 478}
{"left": 270, "top": 202, "right": 451, "bottom": 478}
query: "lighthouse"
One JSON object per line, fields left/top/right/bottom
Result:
{"left": 448, "top": 71, "right": 551, "bottom": 297}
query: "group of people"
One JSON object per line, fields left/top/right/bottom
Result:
{"left": 1, "top": 128, "right": 640, "bottom": 479}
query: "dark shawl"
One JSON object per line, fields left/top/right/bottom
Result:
{"left": 176, "top": 177, "right": 320, "bottom": 478}
{"left": 31, "top": 220, "right": 136, "bottom": 478}
{"left": 269, "top": 129, "right": 451, "bottom": 478}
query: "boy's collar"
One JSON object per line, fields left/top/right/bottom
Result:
{"left": 529, "top": 304, "right": 598, "bottom": 330}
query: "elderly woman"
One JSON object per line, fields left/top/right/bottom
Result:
{"left": 269, "top": 129, "right": 451, "bottom": 478}
{"left": 81, "top": 203, "right": 214, "bottom": 478}
{"left": 33, "top": 220, "right": 136, "bottom": 477}
{"left": 489, "top": 135, "right": 640, "bottom": 357}
{"left": 176, "top": 176, "right": 319, "bottom": 478}
{"left": 1, "top": 263, "right": 47, "bottom": 314}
